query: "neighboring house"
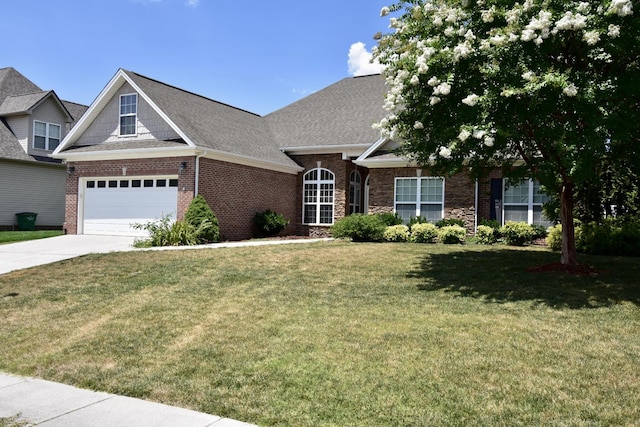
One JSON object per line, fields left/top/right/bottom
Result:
{"left": 52, "top": 69, "right": 548, "bottom": 239}
{"left": 0, "top": 67, "right": 88, "bottom": 230}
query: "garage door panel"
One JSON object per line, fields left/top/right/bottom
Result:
{"left": 83, "top": 178, "right": 178, "bottom": 236}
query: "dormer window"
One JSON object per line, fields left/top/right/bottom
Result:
{"left": 33, "top": 120, "right": 61, "bottom": 151}
{"left": 119, "top": 93, "right": 137, "bottom": 136}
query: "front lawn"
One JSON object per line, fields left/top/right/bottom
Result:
{"left": 0, "top": 230, "right": 63, "bottom": 244}
{"left": 0, "top": 242, "right": 638, "bottom": 426}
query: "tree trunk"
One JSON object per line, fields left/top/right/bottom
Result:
{"left": 560, "top": 180, "right": 578, "bottom": 266}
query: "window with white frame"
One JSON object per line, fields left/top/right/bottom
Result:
{"left": 303, "top": 168, "right": 334, "bottom": 225}
{"left": 119, "top": 93, "right": 137, "bottom": 136}
{"left": 503, "top": 179, "right": 551, "bottom": 226}
{"left": 394, "top": 177, "right": 444, "bottom": 223}
{"left": 33, "top": 121, "right": 61, "bottom": 151}
{"left": 349, "top": 170, "right": 362, "bottom": 214}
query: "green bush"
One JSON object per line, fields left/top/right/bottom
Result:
{"left": 383, "top": 224, "right": 410, "bottom": 242}
{"left": 475, "top": 224, "right": 498, "bottom": 244}
{"left": 133, "top": 215, "right": 204, "bottom": 247}
{"left": 479, "top": 218, "right": 500, "bottom": 230}
{"left": 407, "top": 216, "right": 428, "bottom": 228}
{"left": 253, "top": 209, "right": 289, "bottom": 237}
{"left": 546, "top": 224, "right": 563, "bottom": 251}
{"left": 576, "top": 219, "right": 640, "bottom": 256}
{"left": 531, "top": 224, "right": 549, "bottom": 240}
{"left": 331, "top": 214, "right": 386, "bottom": 242}
{"left": 435, "top": 218, "right": 466, "bottom": 228}
{"left": 184, "top": 195, "right": 220, "bottom": 243}
{"left": 437, "top": 225, "right": 467, "bottom": 244}
{"left": 500, "top": 221, "right": 534, "bottom": 246}
{"left": 375, "top": 212, "right": 404, "bottom": 226}
{"left": 410, "top": 222, "right": 438, "bottom": 243}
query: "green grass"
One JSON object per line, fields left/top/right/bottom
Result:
{"left": 1, "top": 242, "right": 639, "bottom": 426}
{"left": 0, "top": 230, "right": 63, "bottom": 244}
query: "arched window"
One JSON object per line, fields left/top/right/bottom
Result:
{"left": 303, "top": 168, "right": 335, "bottom": 225}
{"left": 349, "top": 170, "right": 362, "bottom": 214}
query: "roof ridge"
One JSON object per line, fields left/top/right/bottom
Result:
{"left": 125, "top": 70, "right": 262, "bottom": 117}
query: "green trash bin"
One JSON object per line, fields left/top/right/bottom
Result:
{"left": 15, "top": 212, "right": 38, "bottom": 231}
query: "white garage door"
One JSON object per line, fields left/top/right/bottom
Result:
{"left": 83, "top": 177, "right": 178, "bottom": 236}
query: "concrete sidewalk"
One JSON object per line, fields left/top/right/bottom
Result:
{"left": 0, "top": 373, "right": 256, "bottom": 426}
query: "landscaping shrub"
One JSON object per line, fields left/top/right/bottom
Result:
{"left": 410, "top": 222, "right": 438, "bottom": 243}
{"left": 133, "top": 215, "right": 204, "bottom": 247}
{"left": 546, "top": 224, "right": 563, "bottom": 252}
{"left": 500, "top": 221, "right": 534, "bottom": 246}
{"left": 531, "top": 224, "right": 549, "bottom": 240}
{"left": 383, "top": 225, "right": 410, "bottom": 242}
{"left": 330, "top": 214, "right": 386, "bottom": 242}
{"left": 576, "top": 219, "right": 640, "bottom": 256}
{"left": 375, "top": 212, "right": 404, "bottom": 226}
{"left": 479, "top": 218, "right": 500, "bottom": 230}
{"left": 437, "top": 225, "right": 467, "bottom": 244}
{"left": 436, "top": 218, "right": 466, "bottom": 228}
{"left": 407, "top": 216, "right": 428, "bottom": 228}
{"left": 184, "top": 195, "right": 220, "bottom": 243}
{"left": 475, "top": 224, "right": 498, "bottom": 245}
{"left": 253, "top": 209, "right": 289, "bottom": 237}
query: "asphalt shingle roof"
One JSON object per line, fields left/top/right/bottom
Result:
{"left": 124, "top": 70, "right": 299, "bottom": 169}
{"left": 265, "top": 74, "right": 388, "bottom": 149}
{"left": 0, "top": 91, "right": 51, "bottom": 116}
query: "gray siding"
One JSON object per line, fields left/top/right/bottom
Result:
{"left": 77, "top": 82, "right": 180, "bottom": 145}
{"left": 28, "top": 97, "right": 70, "bottom": 157}
{"left": 0, "top": 160, "right": 66, "bottom": 226}
{"left": 5, "top": 115, "right": 28, "bottom": 152}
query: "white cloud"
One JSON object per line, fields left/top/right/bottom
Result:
{"left": 347, "top": 42, "right": 384, "bottom": 76}
{"left": 185, "top": 0, "right": 199, "bottom": 6}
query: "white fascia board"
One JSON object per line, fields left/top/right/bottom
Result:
{"left": 50, "top": 146, "right": 198, "bottom": 162}
{"left": 280, "top": 144, "right": 371, "bottom": 157}
{"left": 354, "top": 137, "right": 389, "bottom": 162}
{"left": 353, "top": 157, "right": 417, "bottom": 168}
{"left": 201, "top": 148, "right": 304, "bottom": 175}
{"left": 122, "top": 72, "right": 196, "bottom": 148}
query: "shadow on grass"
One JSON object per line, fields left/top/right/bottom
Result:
{"left": 408, "top": 246, "right": 640, "bottom": 309}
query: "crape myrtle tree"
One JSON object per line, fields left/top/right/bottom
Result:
{"left": 373, "top": 0, "right": 639, "bottom": 266}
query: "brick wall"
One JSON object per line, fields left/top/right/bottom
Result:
{"left": 63, "top": 156, "right": 194, "bottom": 234}
{"left": 288, "top": 154, "right": 368, "bottom": 238}
{"left": 197, "top": 158, "right": 298, "bottom": 241}
{"left": 367, "top": 167, "right": 477, "bottom": 233}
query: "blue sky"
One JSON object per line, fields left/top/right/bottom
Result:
{"left": 3, "top": 0, "right": 390, "bottom": 115}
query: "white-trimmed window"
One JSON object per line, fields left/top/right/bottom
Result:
{"left": 349, "top": 170, "right": 362, "bottom": 214}
{"left": 119, "top": 93, "right": 137, "bottom": 136}
{"left": 394, "top": 177, "right": 444, "bottom": 223}
{"left": 503, "top": 179, "right": 551, "bottom": 226}
{"left": 33, "top": 121, "right": 61, "bottom": 151}
{"left": 303, "top": 168, "right": 334, "bottom": 225}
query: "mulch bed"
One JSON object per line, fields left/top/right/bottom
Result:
{"left": 527, "top": 263, "right": 600, "bottom": 277}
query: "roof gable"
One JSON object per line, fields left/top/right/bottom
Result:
{"left": 0, "top": 67, "right": 42, "bottom": 102}
{"left": 0, "top": 90, "right": 73, "bottom": 121}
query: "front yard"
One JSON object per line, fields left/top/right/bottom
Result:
{"left": 0, "top": 242, "right": 638, "bottom": 426}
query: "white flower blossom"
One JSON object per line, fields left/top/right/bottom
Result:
{"left": 522, "top": 71, "right": 536, "bottom": 81}
{"left": 554, "top": 12, "right": 587, "bottom": 31}
{"left": 489, "top": 34, "right": 506, "bottom": 46}
{"left": 484, "top": 136, "right": 495, "bottom": 147}
{"left": 608, "top": 24, "right": 621, "bottom": 37}
{"left": 464, "top": 29, "right": 476, "bottom": 41}
{"left": 430, "top": 96, "right": 441, "bottom": 105}
{"left": 439, "top": 146, "right": 452, "bottom": 158}
{"left": 458, "top": 129, "right": 471, "bottom": 141}
{"left": 414, "top": 121, "right": 424, "bottom": 129}
{"left": 380, "top": 6, "right": 390, "bottom": 17}
{"left": 563, "top": 83, "right": 578, "bottom": 97}
{"left": 473, "top": 129, "right": 486, "bottom": 139}
{"left": 608, "top": 0, "right": 633, "bottom": 16}
{"left": 462, "top": 93, "right": 480, "bottom": 106}
{"left": 428, "top": 76, "right": 440, "bottom": 87}
{"left": 577, "top": 2, "right": 591, "bottom": 13}
{"left": 444, "top": 26, "right": 456, "bottom": 37}
{"left": 481, "top": 6, "right": 496, "bottom": 23}
{"left": 410, "top": 75, "right": 420, "bottom": 85}
{"left": 583, "top": 30, "right": 601, "bottom": 45}
{"left": 434, "top": 82, "right": 451, "bottom": 96}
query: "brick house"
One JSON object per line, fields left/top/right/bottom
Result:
{"left": 52, "top": 69, "right": 548, "bottom": 240}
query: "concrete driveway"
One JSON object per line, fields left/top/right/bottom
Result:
{"left": 0, "top": 235, "right": 137, "bottom": 275}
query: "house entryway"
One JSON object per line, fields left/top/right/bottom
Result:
{"left": 80, "top": 176, "right": 178, "bottom": 236}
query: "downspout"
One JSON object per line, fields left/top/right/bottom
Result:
{"left": 474, "top": 179, "right": 479, "bottom": 234}
{"left": 194, "top": 151, "right": 204, "bottom": 196}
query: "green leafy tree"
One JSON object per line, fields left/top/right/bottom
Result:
{"left": 374, "top": 0, "right": 638, "bottom": 265}
{"left": 184, "top": 195, "right": 220, "bottom": 243}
